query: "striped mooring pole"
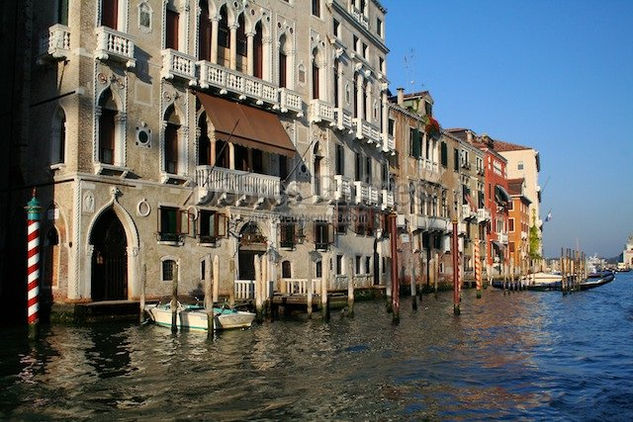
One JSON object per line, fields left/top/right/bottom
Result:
{"left": 25, "top": 188, "right": 42, "bottom": 326}
{"left": 474, "top": 241, "right": 482, "bottom": 298}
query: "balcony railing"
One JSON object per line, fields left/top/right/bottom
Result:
{"left": 498, "top": 232, "right": 508, "bottom": 244}
{"left": 334, "top": 175, "right": 352, "bottom": 202}
{"left": 196, "top": 166, "right": 280, "bottom": 199}
{"left": 95, "top": 26, "right": 135, "bottom": 68}
{"left": 198, "top": 60, "right": 278, "bottom": 106}
{"left": 381, "top": 189, "right": 394, "bottom": 209}
{"left": 477, "top": 208, "right": 491, "bottom": 223}
{"left": 283, "top": 278, "right": 320, "bottom": 295}
{"left": 39, "top": 24, "right": 70, "bottom": 62}
{"left": 334, "top": 108, "right": 353, "bottom": 131}
{"left": 462, "top": 204, "right": 477, "bottom": 221}
{"left": 429, "top": 216, "right": 450, "bottom": 232}
{"left": 309, "top": 99, "right": 335, "bottom": 124}
{"left": 354, "top": 118, "right": 381, "bottom": 145}
{"left": 349, "top": 5, "right": 369, "bottom": 30}
{"left": 160, "top": 48, "right": 196, "bottom": 85}
{"left": 279, "top": 88, "right": 303, "bottom": 115}
{"left": 368, "top": 186, "right": 380, "bottom": 206}
{"left": 235, "top": 280, "right": 255, "bottom": 300}
{"left": 161, "top": 49, "right": 197, "bottom": 84}
{"left": 382, "top": 133, "right": 395, "bottom": 153}
{"left": 354, "top": 181, "right": 369, "bottom": 204}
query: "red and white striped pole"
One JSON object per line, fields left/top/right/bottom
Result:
{"left": 474, "top": 239, "right": 482, "bottom": 299}
{"left": 25, "top": 188, "right": 42, "bottom": 326}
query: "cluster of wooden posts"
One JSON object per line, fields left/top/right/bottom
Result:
{"left": 560, "top": 248, "right": 586, "bottom": 293}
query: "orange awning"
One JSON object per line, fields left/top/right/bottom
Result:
{"left": 196, "top": 92, "right": 296, "bottom": 157}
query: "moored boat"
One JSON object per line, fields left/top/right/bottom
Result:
{"left": 579, "top": 271, "right": 615, "bottom": 290}
{"left": 145, "top": 302, "right": 256, "bottom": 331}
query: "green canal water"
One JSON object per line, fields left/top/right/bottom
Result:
{"left": 2, "top": 273, "right": 633, "bottom": 420}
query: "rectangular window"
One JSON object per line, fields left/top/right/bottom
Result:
{"left": 279, "top": 155, "right": 288, "bottom": 181}
{"left": 165, "top": 125, "right": 179, "bottom": 174}
{"left": 388, "top": 118, "right": 395, "bottom": 136}
{"left": 280, "top": 221, "right": 296, "bottom": 248}
{"left": 336, "top": 144, "right": 345, "bottom": 176}
{"left": 379, "top": 57, "right": 385, "bottom": 74}
{"left": 518, "top": 161, "right": 524, "bottom": 170}
{"left": 314, "top": 221, "right": 330, "bottom": 250}
{"left": 507, "top": 201, "right": 514, "bottom": 211}
{"left": 409, "top": 128, "right": 421, "bottom": 158}
{"left": 376, "top": 18, "right": 382, "bottom": 37}
{"left": 355, "top": 255, "right": 361, "bottom": 275}
{"left": 58, "top": 0, "right": 69, "bottom": 25}
{"left": 441, "top": 142, "right": 448, "bottom": 167}
{"left": 362, "top": 43, "right": 368, "bottom": 59}
{"left": 365, "top": 256, "right": 371, "bottom": 274}
{"left": 101, "top": 0, "right": 118, "bottom": 29}
{"left": 381, "top": 163, "right": 388, "bottom": 189}
{"left": 336, "top": 207, "right": 348, "bottom": 234}
{"left": 166, "top": 9, "right": 179, "bottom": 50}
{"left": 353, "top": 35, "right": 359, "bottom": 54}
{"left": 333, "top": 18, "right": 340, "bottom": 37}
{"left": 162, "top": 260, "right": 175, "bottom": 281}
{"left": 336, "top": 254, "right": 343, "bottom": 275}
{"left": 158, "top": 206, "right": 188, "bottom": 242}
{"left": 355, "top": 152, "right": 362, "bottom": 181}
{"left": 454, "top": 148, "right": 459, "bottom": 171}
{"left": 508, "top": 218, "right": 515, "bottom": 232}
{"left": 365, "top": 157, "right": 372, "bottom": 184}
{"left": 312, "top": 63, "right": 320, "bottom": 100}
{"left": 199, "top": 211, "right": 227, "bottom": 244}
{"left": 279, "top": 52, "right": 287, "bottom": 88}
{"left": 311, "top": 0, "right": 320, "bottom": 17}
{"left": 99, "top": 109, "right": 116, "bottom": 164}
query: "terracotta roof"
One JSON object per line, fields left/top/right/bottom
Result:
{"left": 492, "top": 140, "right": 531, "bottom": 152}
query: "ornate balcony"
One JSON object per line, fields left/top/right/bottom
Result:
{"left": 198, "top": 60, "right": 278, "bottom": 106}
{"left": 462, "top": 204, "right": 477, "bottom": 221}
{"left": 498, "top": 232, "right": 508, "bottom": 244}
{"left": 195, "top": 166, "right": 280, "bottom": 202}
{"left": 354, "top": 181, "right": 369, "bottom": 204}
{"left": 38, "top": 24, "right": 70, "bottom": 63}
{"left": 95, "top": 26, "right": 135, "bottom": 68}
{"left": 354, "top": 118, "right": 381, "bottom": 145}
{"left": 429, "top": 216, "right": 450, "bottom": 232}
{"left": 381, "top": 189, "right": 394, "bottom": 209}
{"left": 309, "top": 99, "right": 335, "bottom": 124}
{"left": 477, "top": 208, "right": 491, "bottom": 223}
{"left": 334, "top": 107, "right": 353, "bottom": 132}
{"left": 334, "top": 175, "right": 352, "bottom": 202}
{"left": 368, "top": 186, "right": 380, "bottom": 206}
{"left": 161, "top": 49, "right": 197, "bottom": 85}
{"left": 348, "top": 5, "right": 369, "bottom": 30}
{"left": 279, "top": 88, "right": 303, "bottom": 116}
{"left": 382, "top": 133, "right": 395, "bottom": 154}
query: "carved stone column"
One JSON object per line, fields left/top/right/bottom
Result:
{"left": 211, "top": 16, "right": 219, "bottom": 64}
{"left": 246, "top": 31, "right": 254, "bottom": 76}
{"left": 356, "top": 73, "right": 364, "bottom": 120}
{"left": 229, "top": 24, "right": 238, "bottom": 70}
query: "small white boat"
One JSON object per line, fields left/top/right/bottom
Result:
{"left": 145, "top": 303, "right": 256, "bottom": 331}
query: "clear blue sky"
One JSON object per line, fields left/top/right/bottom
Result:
{"left": 383, "top": 0, "right": 633, "bottom": 258}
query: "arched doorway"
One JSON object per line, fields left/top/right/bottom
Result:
{"left": 90, "top": 209, "right": 128, "bottom": 301}
{"left": 238, "top": 222, "right": 267, "bottom": 280}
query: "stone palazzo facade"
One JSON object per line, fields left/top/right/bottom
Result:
{"left": 21, "top": 0, "right": 395, "bottom": 303}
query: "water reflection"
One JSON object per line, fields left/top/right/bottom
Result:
{"left": 1, "top": 274, "right": 633, "bottom": 420}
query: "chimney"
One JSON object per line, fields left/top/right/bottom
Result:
{"left": 396, "top": 88, "right": 404, "bottom": 106}
{"left": 466, "top": 130, "right": 473, "bottom": 143}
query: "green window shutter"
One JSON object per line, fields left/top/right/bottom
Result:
{"left": 413, "top": 129, "right": 421, "bottom": 158}
{"left": 441, "top": 142, "right": 448, "bottom": 167}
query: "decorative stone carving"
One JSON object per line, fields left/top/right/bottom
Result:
{"left": 82, "top": 191, "right": 95, "bottom": 214}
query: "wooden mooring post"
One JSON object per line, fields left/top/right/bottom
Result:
{"left": 254, "top": 255, "right": 263, "bottom": 321}
{"left": 347, "top": 258, "right": 355, "bottom": 318}
{"left": 389, "top": 213, "right": 399, "bottom": 324}
{"left": 171, "top": 264, "right": 179, "bottom": 333}
{"left": 204, "top": 255, "right": 214, "bottom": 333}
{"left": 321, "top": 253, "right": 330, "bottom": 321}
{"left": 140, "top": 264, "right": 146, "bottom": 323}
{"left": 213, "top": 255, "right": 220, "bottom": 305}
{"left": 410, "top": 251, "right": 418, "bottom": 311}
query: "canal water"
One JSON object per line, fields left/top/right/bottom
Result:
{"left": 2, "top": 273, "right": 633, "bottom": 421}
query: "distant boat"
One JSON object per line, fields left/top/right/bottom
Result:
{"left": 579, "top": 271, "right": 615, "bottom": 290}
{"left": 145, "top": 302, "right": 256, "bottom": 331}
